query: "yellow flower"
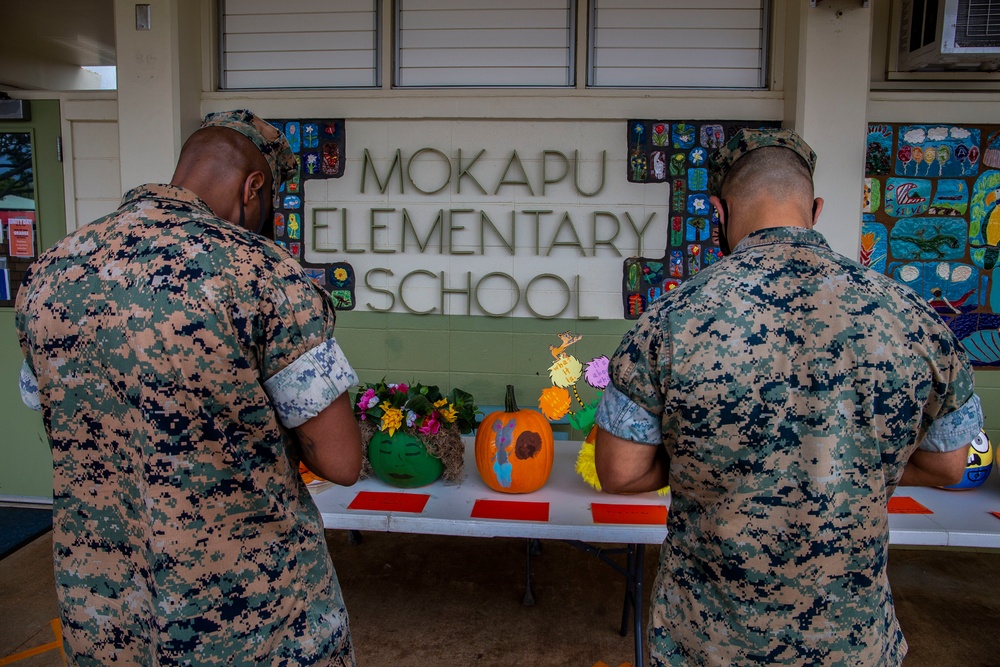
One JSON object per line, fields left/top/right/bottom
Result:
{"left": 548, "top": 355, "right": 582, "bottom": 388}
{"left": 433, "top": 398, "right": 448, "bottom": 408}
{"left": 380, "top": 404, "right": 403, "bottom": 436}
{"left": 333, "top": 267, "right": 348, "bottom": 281}
{"left": 539, "top": 386, "right": 571, "bottom": 420}
{"left": 440, "top": 404, "right": 458, "bottom": 423}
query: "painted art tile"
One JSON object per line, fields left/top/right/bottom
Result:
{"left": 884, "top": 178, "right": 931, "bottom": 217}
{"left": 888, "top": 217, "right": 967, "bottom": 261}
{"left": 895, "top": 125, "right": 981, "bottom": 177}
{"left": 866, "top": 124, "right": 893, "bottom": 176}
{"left": 983, "top": 130, "right": 1000, "bottom": 169}
{"left": 863, "top": 178, "right": 881, "bottom": 213}
{"left": 860, "top": 218, "right": 887, "bottom": 274}
{"left": 930, "top": 180, "right": 969, "bottom": 216}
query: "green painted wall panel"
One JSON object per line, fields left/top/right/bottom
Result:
{"left": 1, "top": 99, "right": 65, "bottom": 501}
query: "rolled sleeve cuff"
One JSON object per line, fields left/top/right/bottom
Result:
{"left": 20, "top": 360, "right": 40, "bottom": 411}
{"left": 920, "top": 393, "right": 984, "bottom": 453}
{"left": 594, "top": 384, "right": 661, "bottom": 445}
{"left": 264, "top": 338, "right": 359, "bottom": 429}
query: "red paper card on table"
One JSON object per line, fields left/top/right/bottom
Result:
{"left": 471, "top": 499, "right": 549, "bottom": 522}
{"left": 888, "top": 496, "right": 933, "bottom": 514}
{"left": 348, "top": 491, "right": 429, "bottom": 513}
{"left": 591, "top": 503, "right": 668, "bottom": 525}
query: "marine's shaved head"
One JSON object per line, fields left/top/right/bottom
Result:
{"left": 721, "top": 146, "right": 814, "bottom": 217}
{"left": 711, "top": 145, "right": 823, "bottom": 253}
{"left": 170, "top": 126, "right": 273, "bottom": 230}
{"left": 173, "top": 126, "right": 272, "bottom": 191}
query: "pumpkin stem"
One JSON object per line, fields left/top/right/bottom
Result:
{"left": 504, "top": 384, "right": 519, "bottom": 412}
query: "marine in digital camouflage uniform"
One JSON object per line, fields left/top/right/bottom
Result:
{"left": 16, "top": 110, "right": 361, "bottom": 665}
{"left": 595, "top": 128, "right": 982, "bottom": 666}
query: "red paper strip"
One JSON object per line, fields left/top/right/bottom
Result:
{"left": 990, "top": 511, "right": 1000, "bottom": 521}
{"left": 471, "top": 499, "right": 549, "bottom": 522}
{"left": 347, "top": 491, "right": 429, "bottom": 513}
{"left": 592, "top": 503, "right": 667, "bottom": 525}
{"left": 888, "top": 496, "right": 933, "bottom": 514}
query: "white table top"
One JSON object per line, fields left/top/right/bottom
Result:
{"left": 312, "top": 438, "right": 671, "bottom": 544}
{"left": 312, "top": 438, "right": 1000, "bottom": 549}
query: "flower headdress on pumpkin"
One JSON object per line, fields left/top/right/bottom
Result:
{"left": 537, "top": 333, "right": 668, "bottom": 496}
{"left": 354, "top": 380, "right": 479, "bottom": 482}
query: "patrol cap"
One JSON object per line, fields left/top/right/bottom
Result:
{"left": 200, "top": 109, "right": 298, "bottom": 191}
{"left": 707, "top": 127, "right": 817, "bottom": 196}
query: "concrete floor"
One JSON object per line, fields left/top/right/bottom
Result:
{"left": 2, "top": 530, "right": 998, "bottom": 666}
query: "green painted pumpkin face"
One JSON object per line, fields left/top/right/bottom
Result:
{"left": 368, "top": 431, "right": 444, "bottom": 488}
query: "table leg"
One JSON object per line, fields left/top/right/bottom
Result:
{"left": 619, "top": 545, "right": 635, "bottom": 636}
{"left": 523, "top": 538, "right": 537, "bottom": 606}
{"left": 632, "top": 544, "right": 645, "bottom": 667}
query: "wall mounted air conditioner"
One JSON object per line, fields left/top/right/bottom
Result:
{"left": 897, "top": 0, "right": 1000, "bottom": 71}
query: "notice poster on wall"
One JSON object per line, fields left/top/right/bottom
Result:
{"left": 7, "top": 218, "right": 35, "bottom": 257}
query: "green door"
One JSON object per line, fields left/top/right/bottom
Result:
{"left": 1, "top": 99, "right": 66, "bottom": 502}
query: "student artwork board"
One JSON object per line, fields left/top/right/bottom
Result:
{"left": 863, "top": 123, "right": 1000, "bottom": 369}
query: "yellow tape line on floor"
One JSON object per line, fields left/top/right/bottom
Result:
{"left": 0, "top": 618, "right": 65, "bottom": 666}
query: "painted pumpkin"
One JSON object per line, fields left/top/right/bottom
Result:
{"left": 941, "top": 430, "right": 994, "bottom": 491}
{"left": 475, "top": 385, "right": 554, "bottom": 493}
{"left": 368, "top": 430, "right": 445, "bottom": 488}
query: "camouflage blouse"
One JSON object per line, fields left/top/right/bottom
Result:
{"left": 16, "top": 185, "right": 358, "bottom": 666}
{"left": 597, "top": 226, "right": 981, "bottom": 666}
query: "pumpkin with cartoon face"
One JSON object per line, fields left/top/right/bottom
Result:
{"left": 368, "top": 431, "right": 444, "bottom": 488}
{"left": 941, "top": 430, "right": 994, "bottom": 491}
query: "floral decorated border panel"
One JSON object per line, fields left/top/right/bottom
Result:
{"left": 269, "top": 118, "right": 356, "bottom": 310}
{"left": 863, "top": 123, "right": 1000, "bottom": 369}
{"left": 621, "top": 119, "right": 780, "bottom": 319}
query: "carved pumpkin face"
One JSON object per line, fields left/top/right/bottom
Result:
{"left": 368, "top": 431, "right": 444, "bottom": 488}
{"left": 475, "top": 385, "right": 554, "bottom": 494}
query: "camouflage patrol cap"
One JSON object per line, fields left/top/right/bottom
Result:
{"left": 201, "top": 109, "right": 298, "bottom": 190}
{"left": 707, "top": 127, "right": 817, "bottom": 196}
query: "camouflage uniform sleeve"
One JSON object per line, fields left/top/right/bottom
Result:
{"left": 918, "top": 322, "right": 981, "bottom": 453}
{"left": 259, "top": 257, "right": 359, "bottom": 429}
{"left": 594, "top": 308, "right": 667, "bottom": 446}
{"left": 920, "top": 393, "right": 983, "bottom": 452}
{"left": 18, "top": 360, "right": 41, "bottom": 411}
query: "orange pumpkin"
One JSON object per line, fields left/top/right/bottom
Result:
{"left": 475, "top": 384, "right": 554, "bottom": 493}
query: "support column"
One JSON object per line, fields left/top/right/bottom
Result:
{"left": 114, "top": 0, "right": 203, "bottom": 191}
{"left": 784, "top": 0, "right": 873, "bottom": 260}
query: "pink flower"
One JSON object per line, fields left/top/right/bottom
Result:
{"left": 418, "top": 414, "right": 441, "bottom": 436}
{"left": 390, "top": 383, "right": 409, "bottom": 394}
{"left": 358, "top": 388, "right": 378, "bottom": 411}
